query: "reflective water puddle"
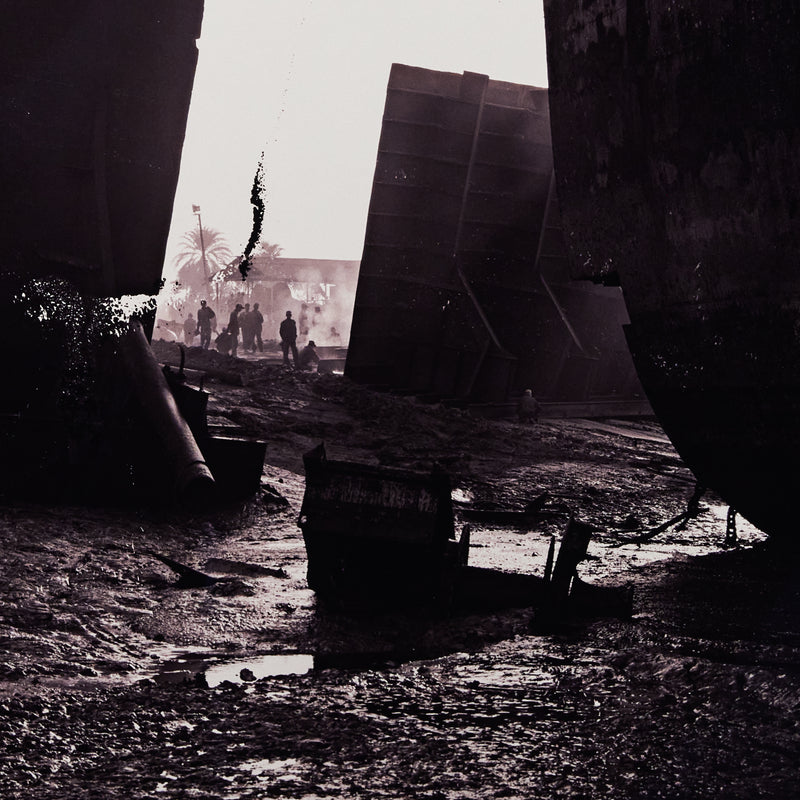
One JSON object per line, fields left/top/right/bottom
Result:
{"left": 144, "top": 650, "right": 314, "bottom": 687}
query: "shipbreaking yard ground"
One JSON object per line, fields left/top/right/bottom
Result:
{"left": 2, "top": 344, "right": 799, "bottom": 799}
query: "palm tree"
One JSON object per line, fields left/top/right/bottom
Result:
{"left": 173, "top": 227, "right": 233, "bottom": 301}
{"left": 252, "top": 241, "right": 283, "bottom": 275}
{"left": 217, "top": 241, "right": 283, "bottom": 282}
{"left": 210, "top": 241, "right": 284, "bottom": 308}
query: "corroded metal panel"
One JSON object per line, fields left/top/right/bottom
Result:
{"left": 346, "top": 64, "right": 641, "bottom": 405}
{"left": 1, "top": 1, "right": 203, "bottom": 297}
{"left": 0, "top": 3, "right": 205, "bottom": 497}
{"left": 298, "top": 444, "right": 458, "bottom": 607}
{"left": 544, "top": 1, "right": 800, "bottom": 536}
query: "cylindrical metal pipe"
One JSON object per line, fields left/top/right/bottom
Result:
{"left": 120, "top": 319, "right": 215, "bottom": 503}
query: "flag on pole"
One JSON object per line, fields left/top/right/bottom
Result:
{"left": 192, "top": 204, "right": 201, "bottom": 213}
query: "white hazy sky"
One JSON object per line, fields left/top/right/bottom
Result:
{"left": 165, "top": 0, "right": 549, "bottom": 275}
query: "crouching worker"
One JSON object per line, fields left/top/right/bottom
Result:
{"left": 215, "top": 326, "right": 233, "bottom": 356}
{"left": 517, "top": 388, "right": 540, "bottom": 424}
{"left": 298, "top": 340, "right": 320, "bottom": 372}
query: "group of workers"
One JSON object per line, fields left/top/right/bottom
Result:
{"left": 182, "top": 302, "right": 540, "bottom": 416}
{"left": 215, "top": 302, "right": 265, "bottom": 357}
{"left": 183, "top": 301, "right": 319, "bottom": 371}
{"left": 277, "top": 309, "right": 319, "bottom": 370}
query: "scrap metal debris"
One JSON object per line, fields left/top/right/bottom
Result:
{"left": 455, "top": 492, "right": 568, "bottom": 525}
{"left": 144, "top": 552, "right": 271, "bottom": 597}
{"left": 298, "top": 444, "right": 632, "bottom": 620}
{"left": 611, "top": 484, "right": 707, "bottom": 546}
{"left": 724, "top": 507, "right": 738, "bottom": 547}
{"left": 145, "top": 551, "right": 218, "bottom": 588}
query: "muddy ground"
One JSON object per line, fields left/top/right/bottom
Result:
{"left": 2, "top": 341, "right": 799, "bottom": 798}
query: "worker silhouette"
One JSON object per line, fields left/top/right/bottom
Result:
{"left": 251, "top": 302, "right": 264, "bottom": 352}
{"left": 517, "top": 388, "right": 541, "bottom": 424}
{"left": 215, "top": 326, "right": 232, "bottom": 356}
{"left": 183, "top": 313, "right": 196, "bottom": 345}
{"left": 298, "top": 340, "right": 320, "bottom": 371}
{"left": 196, "top": 300, "right": 216, "bottom": 349}
{"left": 228, "top": 303, "right": 243, "bottom": 357}
{"left": 279, "top": 310, "right": 299, "bottom": 367}
{"left": 239, "top": 303, "right": 253, "bottom": 351}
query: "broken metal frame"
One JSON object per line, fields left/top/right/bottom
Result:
{"left": 297, "top": 443, "right": 632, "bottom": 620}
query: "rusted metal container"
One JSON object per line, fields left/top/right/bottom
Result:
{"left": 298, "top": 444, "right": 462, "bottom": 610}
{"left": 297, "top": 445, "right": 633, "bottom": 619}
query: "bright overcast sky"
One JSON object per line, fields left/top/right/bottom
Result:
{"left": 165, "top": 0, "right": 548, "bottom": 275}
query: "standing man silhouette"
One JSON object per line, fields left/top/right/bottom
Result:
{"left": 228, "top": 303, "right": 243, "bottom": 357}
{"left": 279, "top": 310, "right": 299, "bottom": 367}
{"left": 251, "top": 303, "right": 264, "bottom": 352}
{"left": 196, "top": 300, "right": 215, "bottom": 350}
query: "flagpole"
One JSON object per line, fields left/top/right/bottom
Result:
{"left": 192, "top": 204, "right": 209, "bottom": 287}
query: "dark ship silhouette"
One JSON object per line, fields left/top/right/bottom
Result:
{"left": 0, "top": 2, "right": 265, "bottom": 505}
{"left": 542, "top": 1, "right": 800, "bottom": 538}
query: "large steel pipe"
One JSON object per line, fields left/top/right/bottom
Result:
{"left": 120, "top": 320, "right": 215, "bottom": 503}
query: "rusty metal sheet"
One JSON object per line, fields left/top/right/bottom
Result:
{"left": 298, "top": 444, "right": 458, "bottom": 607}
{"left": 346, "top": 64, "right": 642, "bottom": 406}
{"left": 0, "top": 1, "right": 202, "bottom": 298}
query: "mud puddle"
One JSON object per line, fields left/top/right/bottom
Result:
{"left": 143, "top": 648, "right": 462, "bottom": 688}
{"left": 461, "top": 500, "right": 765, "bottom": 582}
{"left": 141, "top": 648, "right": 315, "bottom": 687}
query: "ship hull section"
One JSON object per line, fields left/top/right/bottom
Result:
{"left": 544, "top": 1, "right": 800, "bottom": 536}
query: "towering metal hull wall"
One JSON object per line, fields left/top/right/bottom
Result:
{"left": 346, "top": 64, "right": 641, "bottom": 406}
{"left": 543, "top": 2, "right": 800, "bottom": 536}
{"left": 1, "top": 1, "right": 203, "bottom": 298}
{"left": 0, "top": 3, "right": 204, "bottom": 499}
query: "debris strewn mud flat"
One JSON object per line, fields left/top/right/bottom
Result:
{"left": 2, "top": 343, "right": 798, "bottom": 799}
